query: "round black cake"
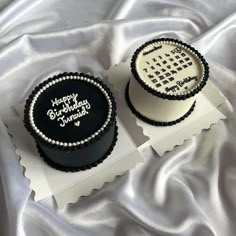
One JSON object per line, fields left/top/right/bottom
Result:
{"left": 24, "top": 72, "right": 117, "bottom": 172}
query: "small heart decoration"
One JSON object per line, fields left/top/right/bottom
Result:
{"left": 74, "top": 121, "right": 80, "bottom": 127}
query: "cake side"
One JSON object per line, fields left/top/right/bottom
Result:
{"left": 127, "top": 77, "right": 196, "bottom": 123}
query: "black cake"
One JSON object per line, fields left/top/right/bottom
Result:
{"left": 24, "top": 72, "right": 118, "bottom": 172}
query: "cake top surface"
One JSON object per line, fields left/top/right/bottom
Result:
{"left": 24, "top": 73, "right": 116, "bottom": 149}
{"left": 131, "top": 38, "right": 209, "bottom": 99}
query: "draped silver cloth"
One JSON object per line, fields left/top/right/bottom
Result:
{"left": 0, "top": 0, "right": 236, "bottom": 235}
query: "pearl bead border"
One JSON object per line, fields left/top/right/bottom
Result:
{"left": 28, "top": 74, "right": 113, "bottom": 147}
{"left": 136, "top": 40, "right": 205, "bottom": 96}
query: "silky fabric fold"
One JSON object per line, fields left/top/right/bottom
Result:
{"left": 0, "top": 0, "right": 236, "bottom": 236}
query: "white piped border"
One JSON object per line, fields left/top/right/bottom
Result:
{"left": 135, "top": 40, "right": 205, "bottom": 96}
{"left": 29, "top": 75, "right": 113, "bottom": 147}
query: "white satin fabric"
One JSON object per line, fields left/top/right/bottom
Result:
{"left": 0, "top": 1, "right": 236, "bottom": 235}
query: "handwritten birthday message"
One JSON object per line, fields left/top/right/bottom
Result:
{"left": 46, "top": 93, "right": 91, "bottom": 127}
